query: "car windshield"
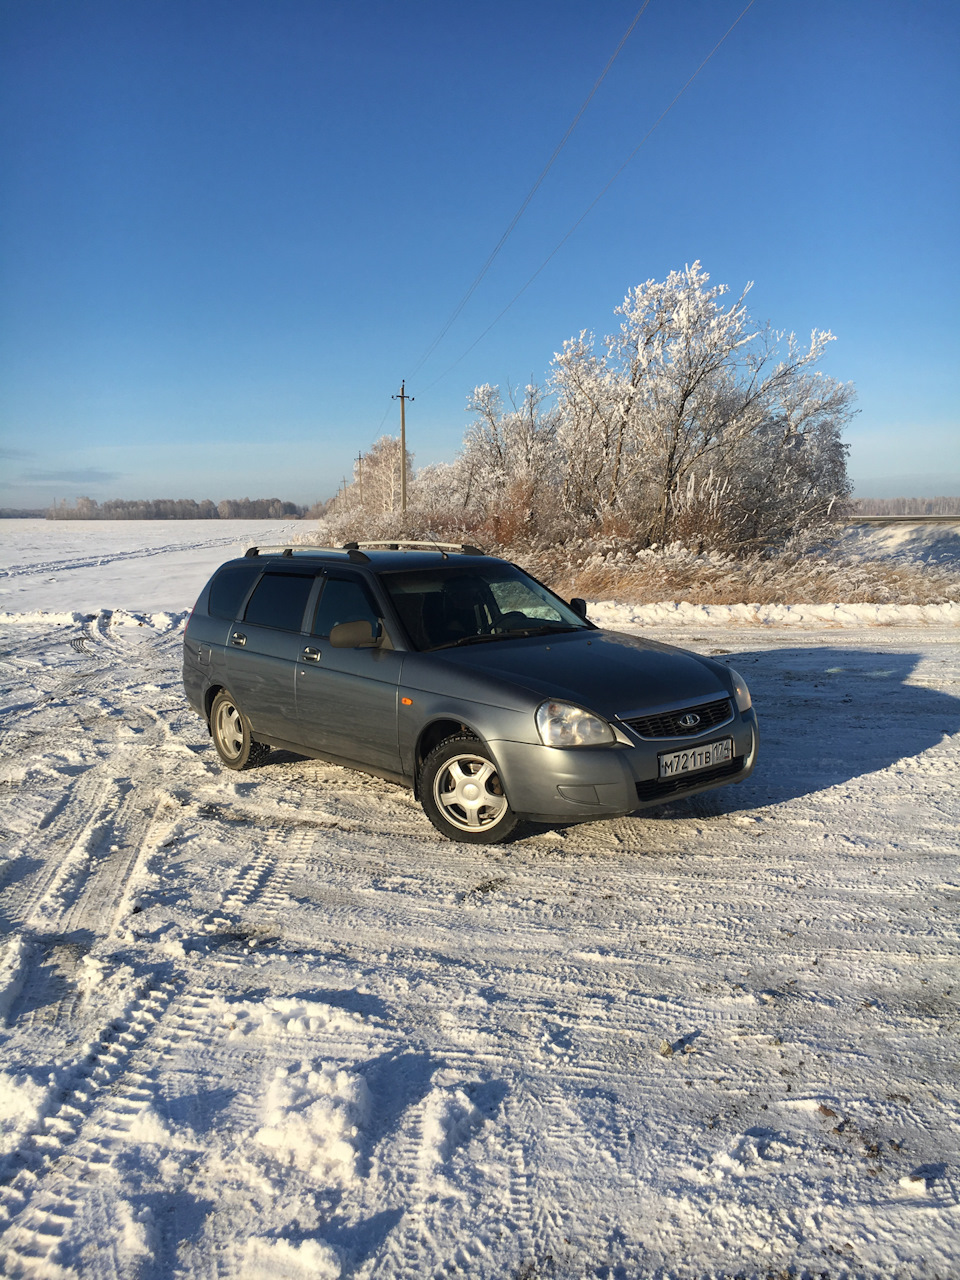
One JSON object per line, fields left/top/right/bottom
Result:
{"left": 380, "top": 563, "right": 589, "bottom": 652}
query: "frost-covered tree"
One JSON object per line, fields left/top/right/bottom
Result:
{"left": 456, "top": 383, "right": 560, "bottom": 539}
{"left": 320, "top": 264, "right": 854, "bottom": 556}
{"left": 408, "top": 459, "right": 471, "bottom": 516}
{"left": 331, "top": 435, "right": 414, "bottom": 515}
{"left": 550, "top": 262, "right": 855, "bottom": 548}
{"left": 461, "top": 384, "right": 557, "bottom": 493}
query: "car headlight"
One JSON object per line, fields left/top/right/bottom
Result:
{"left": 536, "top": 700, "right": 615, "bottom": 748}
{"left": 727, "top": 667, "right": 752, "bottom": 712}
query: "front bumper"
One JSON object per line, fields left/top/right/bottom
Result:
{"left": 490, "top": 708, "right": 758, "bottom": 822}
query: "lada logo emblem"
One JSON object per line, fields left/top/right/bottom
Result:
{"left": 677, "top": 712, "right": 701, "bottom": 730}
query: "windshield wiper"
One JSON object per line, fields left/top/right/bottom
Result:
{"left": 498, "top": 624, "right": 582, "bottom": 638}
{"left": 427, "top": 633, "right": 508, "bottom": 651}
{"left": 428, "top": 624, "right": 583, "bottom": 651}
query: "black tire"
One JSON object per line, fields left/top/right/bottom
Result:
{"left": 420, "top": 734, "right": 520, "bottom": 844}
{"left": 210, "top": 690, "right": 270, "bottom": 770}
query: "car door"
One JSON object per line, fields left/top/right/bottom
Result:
{"left": 295, "top": 573, "right": 403, "bottom": 774}
{"left": 225, "top": 570, "right": 317, "bottom": 742}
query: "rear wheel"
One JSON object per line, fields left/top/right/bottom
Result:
{"left": 420, "top": 734, "right": 519, "bottom": 844}
{"left": 210, "top": 690, "right": 269, "bottom": 770}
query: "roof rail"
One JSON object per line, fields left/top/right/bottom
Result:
{"left": 245, "top": 544, "right": 300, "bottom": 557}
{"left": 349, "top": 540, "right": 487, "bottom": 557}
{"left": 243, "top": 544, "right": 353, "bottom": 559}
{"left": 242, "top": 541, "right": 486, "bottom": 562}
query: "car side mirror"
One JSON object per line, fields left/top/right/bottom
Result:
{"left": 569, "top": 597, "right": 588, "bottom": 620}
{"left": 329, "top": 619, "right": 382, "bottom": 649}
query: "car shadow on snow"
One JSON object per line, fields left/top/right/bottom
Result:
{"left": 647, "top": 645, "right": 960, "bottom": 816}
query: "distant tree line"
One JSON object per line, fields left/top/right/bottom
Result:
{"left": 852, "top": 496, "right": 960, "bottom": 516}
{"left": 46, "top": 497, "right": 307, "bottom": 520}
{"left": 214, "top": 498, "right": 307, "bottom": 519}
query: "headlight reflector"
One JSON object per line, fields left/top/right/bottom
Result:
{"left": 536, "top": 700, "right": 614, "bottom": 748}
{"left": 727, "top": 667, "right": 752, "bottom": 712}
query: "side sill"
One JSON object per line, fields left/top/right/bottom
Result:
{"left": 255, "top": 735, "right": 412, "bottom": 790}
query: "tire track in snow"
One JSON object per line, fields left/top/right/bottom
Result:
{"left": 431, "top": 1076, "right": 636, "bottom": 1277}
{"left": 366, "top": 1095, "right": 433, "bottom": 1280}
{"left": 417, "top": 1113, "right": 536, "bottom": 1280}
{"left": 200, "top": 819, "right": 377, "bottom": 948}
{"left": 10, "top": 771, "right": 126, "bottom": 928}
{"left": 1, "top": 534, "right": 248, "bottom": 581}
{"left": 4, "top": 769, "right": 178, "bottom": 1044}
{"left": 0, "top": 613, "right": 183, "bottom": 760}
{"left": 14, "top": 780, "right": 166, "bottom": 940}
{"left": 0, "top": 981, "right": 178, "bottom": 1233}
{"left": 2, "top": 609, "right": 185, "bottom": 946}
{"left": 0, "top": 978, "right": 223, "bottom": 1277}
{"left": 0, "top": 645, "right": 104, "bottom": 728}
{"left": 200, "top": 825, "right": 307, "bottom": 946}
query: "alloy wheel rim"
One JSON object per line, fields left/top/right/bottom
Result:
{"left": 216, "top": 701, "right": 244, "bottom": 759}
{"left": 434, "top": 755, "right": 508, "bottom": 831}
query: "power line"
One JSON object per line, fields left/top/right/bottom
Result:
{"left": 409, "top": 1, "right": 652, "bottom": 379}
{"left": 372, "top": 398, "right": 394, "bottom": 435}
{"left": 423, "top": 0, "right": 757, "bottom": 392}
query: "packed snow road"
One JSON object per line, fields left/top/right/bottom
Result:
{"left": 0, "top": 523, "right": 958, "bottom": 1279}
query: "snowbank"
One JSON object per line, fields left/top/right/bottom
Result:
{"left": 0, "top": 607, "right": 189, "bottom": 631}
{"left": 588, "top": 599, "right": 960, "bottom": 628}
{"left": 1, "top": 600, "right": 957, "bottom": 637}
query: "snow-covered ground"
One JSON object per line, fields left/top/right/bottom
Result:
{"left": 0, "top": 519, "right": 304, "bottom": 614}
{"left": 0, "top": 521, "right": 958, "bottom": 1279}
{"left": 839, "top": 520, "right": 960, "bottom": 568}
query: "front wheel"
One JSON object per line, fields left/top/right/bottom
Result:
{"left": 420, "top": 735, "right": 520, "bottom": 844}
{"left": 210, "top": 690, "right": 269, "bottom": 770}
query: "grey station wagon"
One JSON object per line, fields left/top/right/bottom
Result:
{"left": 182, "top": 542, "right": 758, "bottom": 842}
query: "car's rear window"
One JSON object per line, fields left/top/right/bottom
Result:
{"left": 208, "top": 564, "right": 262, "bottom": 620}
{"left": 243, "top": 572, "right": 315, "bottom": 632}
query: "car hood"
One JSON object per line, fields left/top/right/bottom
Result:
{"left": 430, "top": 628, "right": 731, "bottom": 720}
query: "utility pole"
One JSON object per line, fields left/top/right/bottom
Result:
{"left": 392, "top": 380, "right": 413, "bottom": 512}
{"left": 356, "top": 451, "right": 363, "bottom": 508}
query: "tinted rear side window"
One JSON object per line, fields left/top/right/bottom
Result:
{"left": 208, "top": 564, "right": 262, "bottom": 619}
{"left": 243, "top": 573, "right": 315, "bottom": 632}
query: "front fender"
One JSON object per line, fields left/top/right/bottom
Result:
{"left": 400, "top": 691, "right": 538, "bottom": 784}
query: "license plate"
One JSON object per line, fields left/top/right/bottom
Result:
{"left": 658, "top": 738, "right": 732, "bottom": 778}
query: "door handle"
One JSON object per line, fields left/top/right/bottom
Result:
{"left": 302, "top": 646, "right": 321, "bottom": 662}
{"left": 231, "top": 632, "right": 247, "bottom": 647}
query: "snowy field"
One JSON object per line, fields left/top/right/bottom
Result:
{"left": 0, "top": 519, "right": 305, "bottom": 615}
{"left": 0, "top": 520, "right": 958, "bottom": 1279}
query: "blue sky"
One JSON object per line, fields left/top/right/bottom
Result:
{"left": 1, "top": 0, "right": 957, "bottom": 509}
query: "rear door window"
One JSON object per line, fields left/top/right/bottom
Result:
{"left": 208, "top": 564, "right": 262, "bottom": 619}
{"left": 243, "top": 572, "right": 315, "bottom": 632}
{"left": 312, "top": 577, "right": 381, "bottom": 637}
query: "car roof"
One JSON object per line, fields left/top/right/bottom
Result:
{"left": 229, "top": 546, "right": 502, "bottom": 573}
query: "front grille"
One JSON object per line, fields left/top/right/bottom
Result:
{"left": 622, "top": 696, "right": 732, "bottom": 740}
{"left": 635, "top": 756, "right": 744, "bottom": 803}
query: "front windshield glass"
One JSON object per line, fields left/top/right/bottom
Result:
{"left": 380, "top": 563, "right": 589, "bottom": 652}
